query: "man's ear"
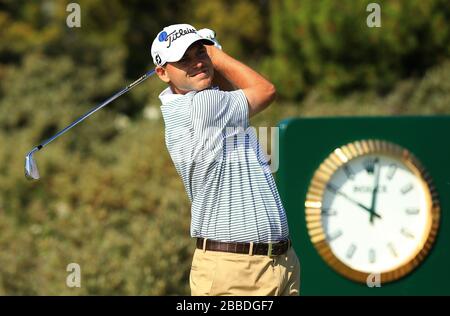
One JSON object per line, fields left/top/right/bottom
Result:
{"left": 155, "top": 66, "right": 170, "bottom": 83}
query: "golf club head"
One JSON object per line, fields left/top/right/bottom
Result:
{"left": 25, "top": 151, "right": 40, "bottom": 180}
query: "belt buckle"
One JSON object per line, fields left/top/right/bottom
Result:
{"left": 267, "top": 242, "right": 275, "bottom": 257}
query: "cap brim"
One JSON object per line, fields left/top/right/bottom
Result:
{"left": 166, "top": 38, "right": 215, "bottom": 63}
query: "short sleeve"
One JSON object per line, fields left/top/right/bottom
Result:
{"left": 190, "top": 89, "right": 249, "bottom": 130}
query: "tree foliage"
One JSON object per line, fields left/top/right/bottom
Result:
{"left": 265, "top": 0, "right": 450, "bottom": 99}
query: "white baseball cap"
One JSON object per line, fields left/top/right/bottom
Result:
{"left": 151, "top": 24, "right": 215, "bottom": 66}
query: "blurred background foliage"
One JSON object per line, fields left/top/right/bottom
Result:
{"left": 0, "top": 0, "right": 449, "bottom": 295}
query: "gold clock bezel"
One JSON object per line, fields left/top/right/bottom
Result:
{"left": 304, "top": 139, "right": 440, "bottom": 284}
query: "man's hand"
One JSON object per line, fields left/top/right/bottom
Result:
{"left": 198, "top": 29, "right": 234, "bottom": 91}
{"left": 200, "top": 34, "right": 276, "bottom": 118}
{"left": 197, "top": 28, "right": 222, "bottom": 50}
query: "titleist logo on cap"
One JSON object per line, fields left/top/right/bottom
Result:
{"left": 159, "top": 27, "right": 197, "bottom": 48}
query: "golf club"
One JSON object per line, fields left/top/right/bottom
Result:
{"left": 25, "top": 69, "right": 155, "bottom": 180}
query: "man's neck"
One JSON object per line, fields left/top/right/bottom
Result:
{"left": 170, "top": 84, "right": 190, "bottom": 95}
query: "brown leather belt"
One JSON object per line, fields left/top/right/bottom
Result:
{"left": 196, "top": 238, "right": 291, "bottom": 257}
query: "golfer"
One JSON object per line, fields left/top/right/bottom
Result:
{"left": 151, "top": 24, "right": 300, "bottom": 296}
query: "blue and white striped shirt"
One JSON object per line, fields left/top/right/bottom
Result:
{"left": 159, "top": 87, "right": 289, "bottom": 242}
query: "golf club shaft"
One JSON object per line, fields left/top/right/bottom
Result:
{"left": 33, "top": 69, "right": 155, "bottom": 152}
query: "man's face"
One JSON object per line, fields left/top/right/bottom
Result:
{"left": 157, "top": 42, "right": 214, "bottom": 94}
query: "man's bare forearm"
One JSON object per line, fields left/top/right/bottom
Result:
{"left": 207, "top": 46, "right": 276, "bottom": 117}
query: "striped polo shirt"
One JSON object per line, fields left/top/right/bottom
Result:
{"left": 159, "top": 86, "right": 289, "bottom": 243}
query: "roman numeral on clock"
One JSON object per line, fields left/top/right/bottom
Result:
{"left": 405, "top": 208, "right": 420, "bottom": 215}
{"left": 364, "top": 158, "right": 377, "bottom": 174}
{"left": 346, "top": 244, "right": 357, "bottom": 259}
{"left": 369, "top": 249, "right": 376, "bottom": 263}
{"left": 343, "top": 165, "right": 355, "bottom": 180}
{"left": 326, "top": 183, "right": 339, "bottom": 194}
{"left": 401, "top": 228, "right": 415, "bottom": 239}
{"left": 387, "top": 242, "right": 398, "bottom": 257}
{"left": 321, "top": 208, "right": 338, "bottom": 216}
{"left": 387, "top": 163, "right": 397, "bottom": 180}
{"left": 328, "top": 230, "right": 343, "bottom": 241}
{"left": 401, "top": 183, "right": 414, "bottom": 194}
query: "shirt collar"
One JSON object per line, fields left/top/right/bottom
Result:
{"left": 158, "top": 86, "right": 220, "bottom": 106}
{"left": 158, "top": 87, "right": 183, "bottom": 105}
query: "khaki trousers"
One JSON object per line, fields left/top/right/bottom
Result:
{"left": 190, "top": 246, "right": 300, "bottom": 296}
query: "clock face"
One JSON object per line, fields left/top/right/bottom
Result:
{"left": 305, "top": 140, "right": 440, "bottom": 283}
{"left": 322, "top": 154, "right": 430, "bottom": 274}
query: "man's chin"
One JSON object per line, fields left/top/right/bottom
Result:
{"left": 194, "top": 79, "right": 213, "bottom": 91}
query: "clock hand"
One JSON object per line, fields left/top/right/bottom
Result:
{"left": 337, "top": 190, "right": 382, "bottom": 218}
{"left": 369, "top": 158, "right": 381, "bottom": 224}
{"left": 327, "top": 184, "right": 382, "bottom": 219}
